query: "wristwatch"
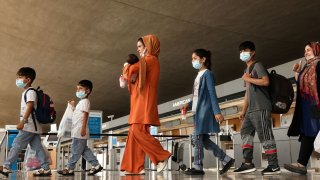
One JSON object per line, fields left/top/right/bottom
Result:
{"left": 22, "top": 118, "right": 28, "bottom": 124}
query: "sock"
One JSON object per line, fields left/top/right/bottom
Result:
{"left": 245, "top": 159, "right": 252, "bottom": 164}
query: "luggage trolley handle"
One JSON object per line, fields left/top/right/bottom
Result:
{"left": 215, "top": 133, "right": 219, "bottom": 172}
{"left": 188, "top": 134, "right": 192, "bottom": 169}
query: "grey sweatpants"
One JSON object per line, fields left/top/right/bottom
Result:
{"left": 241, "top": 109, "right": 278, "bottom": 166}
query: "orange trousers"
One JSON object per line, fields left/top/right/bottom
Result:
{"left": 120, "top": 124, "right": 171, "bottom": 173}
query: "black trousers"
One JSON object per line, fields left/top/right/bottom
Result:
{"left": 297, "top": 135, "right": 316, "bottom": 166}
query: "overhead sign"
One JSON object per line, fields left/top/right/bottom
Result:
{"left": 88, "top": 111, "right": 103, "bottom": 139}
{"left": 172, "top": 98, "right": 191, "bottom": 108}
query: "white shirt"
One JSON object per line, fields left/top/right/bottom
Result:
{"left": 20, "top": 87, "right": 42, "bottom": 134}
{"left": 192, "top": 69, "right": 207, "bottom": 113}
{"left": 71, "top": 98, "right": 90, "bottom": 139}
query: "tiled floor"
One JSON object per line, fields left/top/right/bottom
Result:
{"left": 1, "top": 169, "right": 320, "bottom": 180}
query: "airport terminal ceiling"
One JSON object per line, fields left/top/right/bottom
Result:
{"left": 0, "top": 0, "right": 319, "bottom": 128}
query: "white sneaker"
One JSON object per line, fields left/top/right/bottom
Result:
{"left": 125, "top": 169, "right": 145, "bottom": 175}
{"left": 157, "top": 160, "right": 168, "bottom": 173}
{"left": 33, "top": 168, "right": 52, "bottom": 176}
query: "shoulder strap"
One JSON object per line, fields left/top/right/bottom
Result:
{"left": 23, "top": 88, "right": 38, "bottom": 131}
{"left": 248, "top": 61, "right": 258, "bottom": 74}
{"left": 24, "top": 88, "right": 37, "bottom": 103}
{"left": 253, "top": 64, "right": 271, "bottom": 99}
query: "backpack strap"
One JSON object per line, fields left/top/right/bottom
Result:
{"left": 250, "top": 62, "right": 271, "bottom": 99}
{"left": 24, "top": 88, "right": 38, "bottom": 131}
{"left": 248, "top": 61, "right": 258, "bottom": 74}
{"left": 246, "top": 61, "right": 258, "bottom": 91}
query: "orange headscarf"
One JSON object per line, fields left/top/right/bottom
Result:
{"left": 300, "top": 42, "right": 320, "bottom": 108}
{"left": 138, "top": 35, "right": 160, "bottom": 89}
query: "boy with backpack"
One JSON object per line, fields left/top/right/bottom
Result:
{"left": 58, "top": 80, "right": 103, "bottom": 176}
{"left": 0, "top": 67, "right": 52, "bottom": 177}
{"left": 234, "top": 41, "right": 281, "bottom": 175}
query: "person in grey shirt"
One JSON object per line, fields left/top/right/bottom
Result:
{"left": 234, "top": 41, "right": 281, "bottom": 175}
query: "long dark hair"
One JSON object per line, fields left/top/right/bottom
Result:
{"left": 193, "top": 49, "right": 212, "bottom": 70}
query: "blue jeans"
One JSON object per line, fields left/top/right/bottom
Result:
{"left": 4, "top": 130, "right": 49, "bottom": 170}
{"left": 193, "top": 133, "right": 231, "bottom": 170}
{"left": 67, "top": 138, "right": 99, "bottom": 170}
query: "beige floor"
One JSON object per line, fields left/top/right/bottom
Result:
{"left": 1, "top": 169, "right": 320, "bottom": 180}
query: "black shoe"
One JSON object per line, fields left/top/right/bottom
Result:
{"left": 220, "top": 158, "right": 235, "bottom": 175}
{"left": 284, "top": 163, "right": 307, "bottom": 175}
{"left": 261, "top": 165, "right": 281, "bottom": 175}
{"left": 184, "top": 168, "right": 205, "bottom": 175}
{"left": 57, "top": 168, "right": 74, "bottom": 176}
{"left": 234, "top": 163, "right": 256, "bottom": 174}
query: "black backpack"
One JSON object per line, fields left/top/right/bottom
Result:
{"left": 24, "top": 87, "right": 56, "bottom": 131}
{"left": 249, "top": 62, "right": 294, "bottom": 114}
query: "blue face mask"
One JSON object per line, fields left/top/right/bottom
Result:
{"left": 240, "top": 52, "right": 251, "bottom": 62}
{"left": 16, "top": 79, "right": 27, "bottom": 88}
{"left": 192, "top": 60, "right": 202, "bottom": 70}
{"left": 76, "top": 91, "right": 87, "bottom": 99}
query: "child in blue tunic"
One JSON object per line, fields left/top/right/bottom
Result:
{"left": 183, "top": 49, "right": 234, "bottom": 175}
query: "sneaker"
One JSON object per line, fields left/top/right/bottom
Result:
{"left": 57, "top": 168, "right": 74, "bottom": 176}
{"left": 0, "top": 166, "right": 11, "bottom": 177}
{"left": 124, "top": 169, "right": 145, "bottom": 175}
{"left": 234, "top": 163, "right": 256, "bottom": 174}
{"left": 261, "top": 165, "right": 281, "bottom": 175}
{"left": 184, "top": 168, "right": 205, "bottom": 175}
{"left": 157, "top": 160, "right": 168, "bottom": 173}
{"left": 88, "top": 165, "right": 103, "bottom": 175}
{"left": 33, "top": 168, "right": 52, "bottom": 177}
{"left": 284, "top": 163, "right": 307, "bottom": 175}
{"left": 220, "top": 158, "right": 235, "bottom": 175}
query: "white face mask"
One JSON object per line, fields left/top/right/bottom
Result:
{"left": 140, "top": 48, "right": 147, "bottom": 58}
{"left": 16, "top": 79, "right": 27, "bottom": 88}
{"left": 76, "top": 91, "right": 87, "bottom": 99}
{"left": 240, "top": 52, "right": 251, "bottom": 62}
{"left": 192, "top": 59, "right": 202, "bottom": 69}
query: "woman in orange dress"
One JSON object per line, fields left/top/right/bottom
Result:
{"left": 120, "top": 35, "right": 171, "bottom": 175}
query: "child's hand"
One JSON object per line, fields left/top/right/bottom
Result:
{"left": 180, "top": 104, "right": 189, "bottom": 112}
{"left": 239, "top": 112, "right": 246, "bottom": 121}
{"left": 16, "top": 122, "right": 25, "bottom": 130}
{"left": 214, "top": 114, "right": 224, "bottom": 123}
{"left": 242, "top": 73, "right": 251, "bottom": 82}
{"left": 81, "top": 127, "right": 86, "bottom": 137}
{"left": 68, "top": 100, "right": 76, "bottom": 108}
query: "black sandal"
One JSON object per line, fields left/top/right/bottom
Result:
{"left": 57, "top": 168, "right": 74, "bottom": 176}
{"left": 88, "top": 165, "right": 103, "bottom": 175}
{"left": 0, "top": 166, "right": 11, "bottom": 177}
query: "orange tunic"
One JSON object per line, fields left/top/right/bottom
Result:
{"left": 124, "top": 35, "right": 161, "bottom": 126}
{"left": 127, "top": 55, "right": 160, "bottom": 125}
